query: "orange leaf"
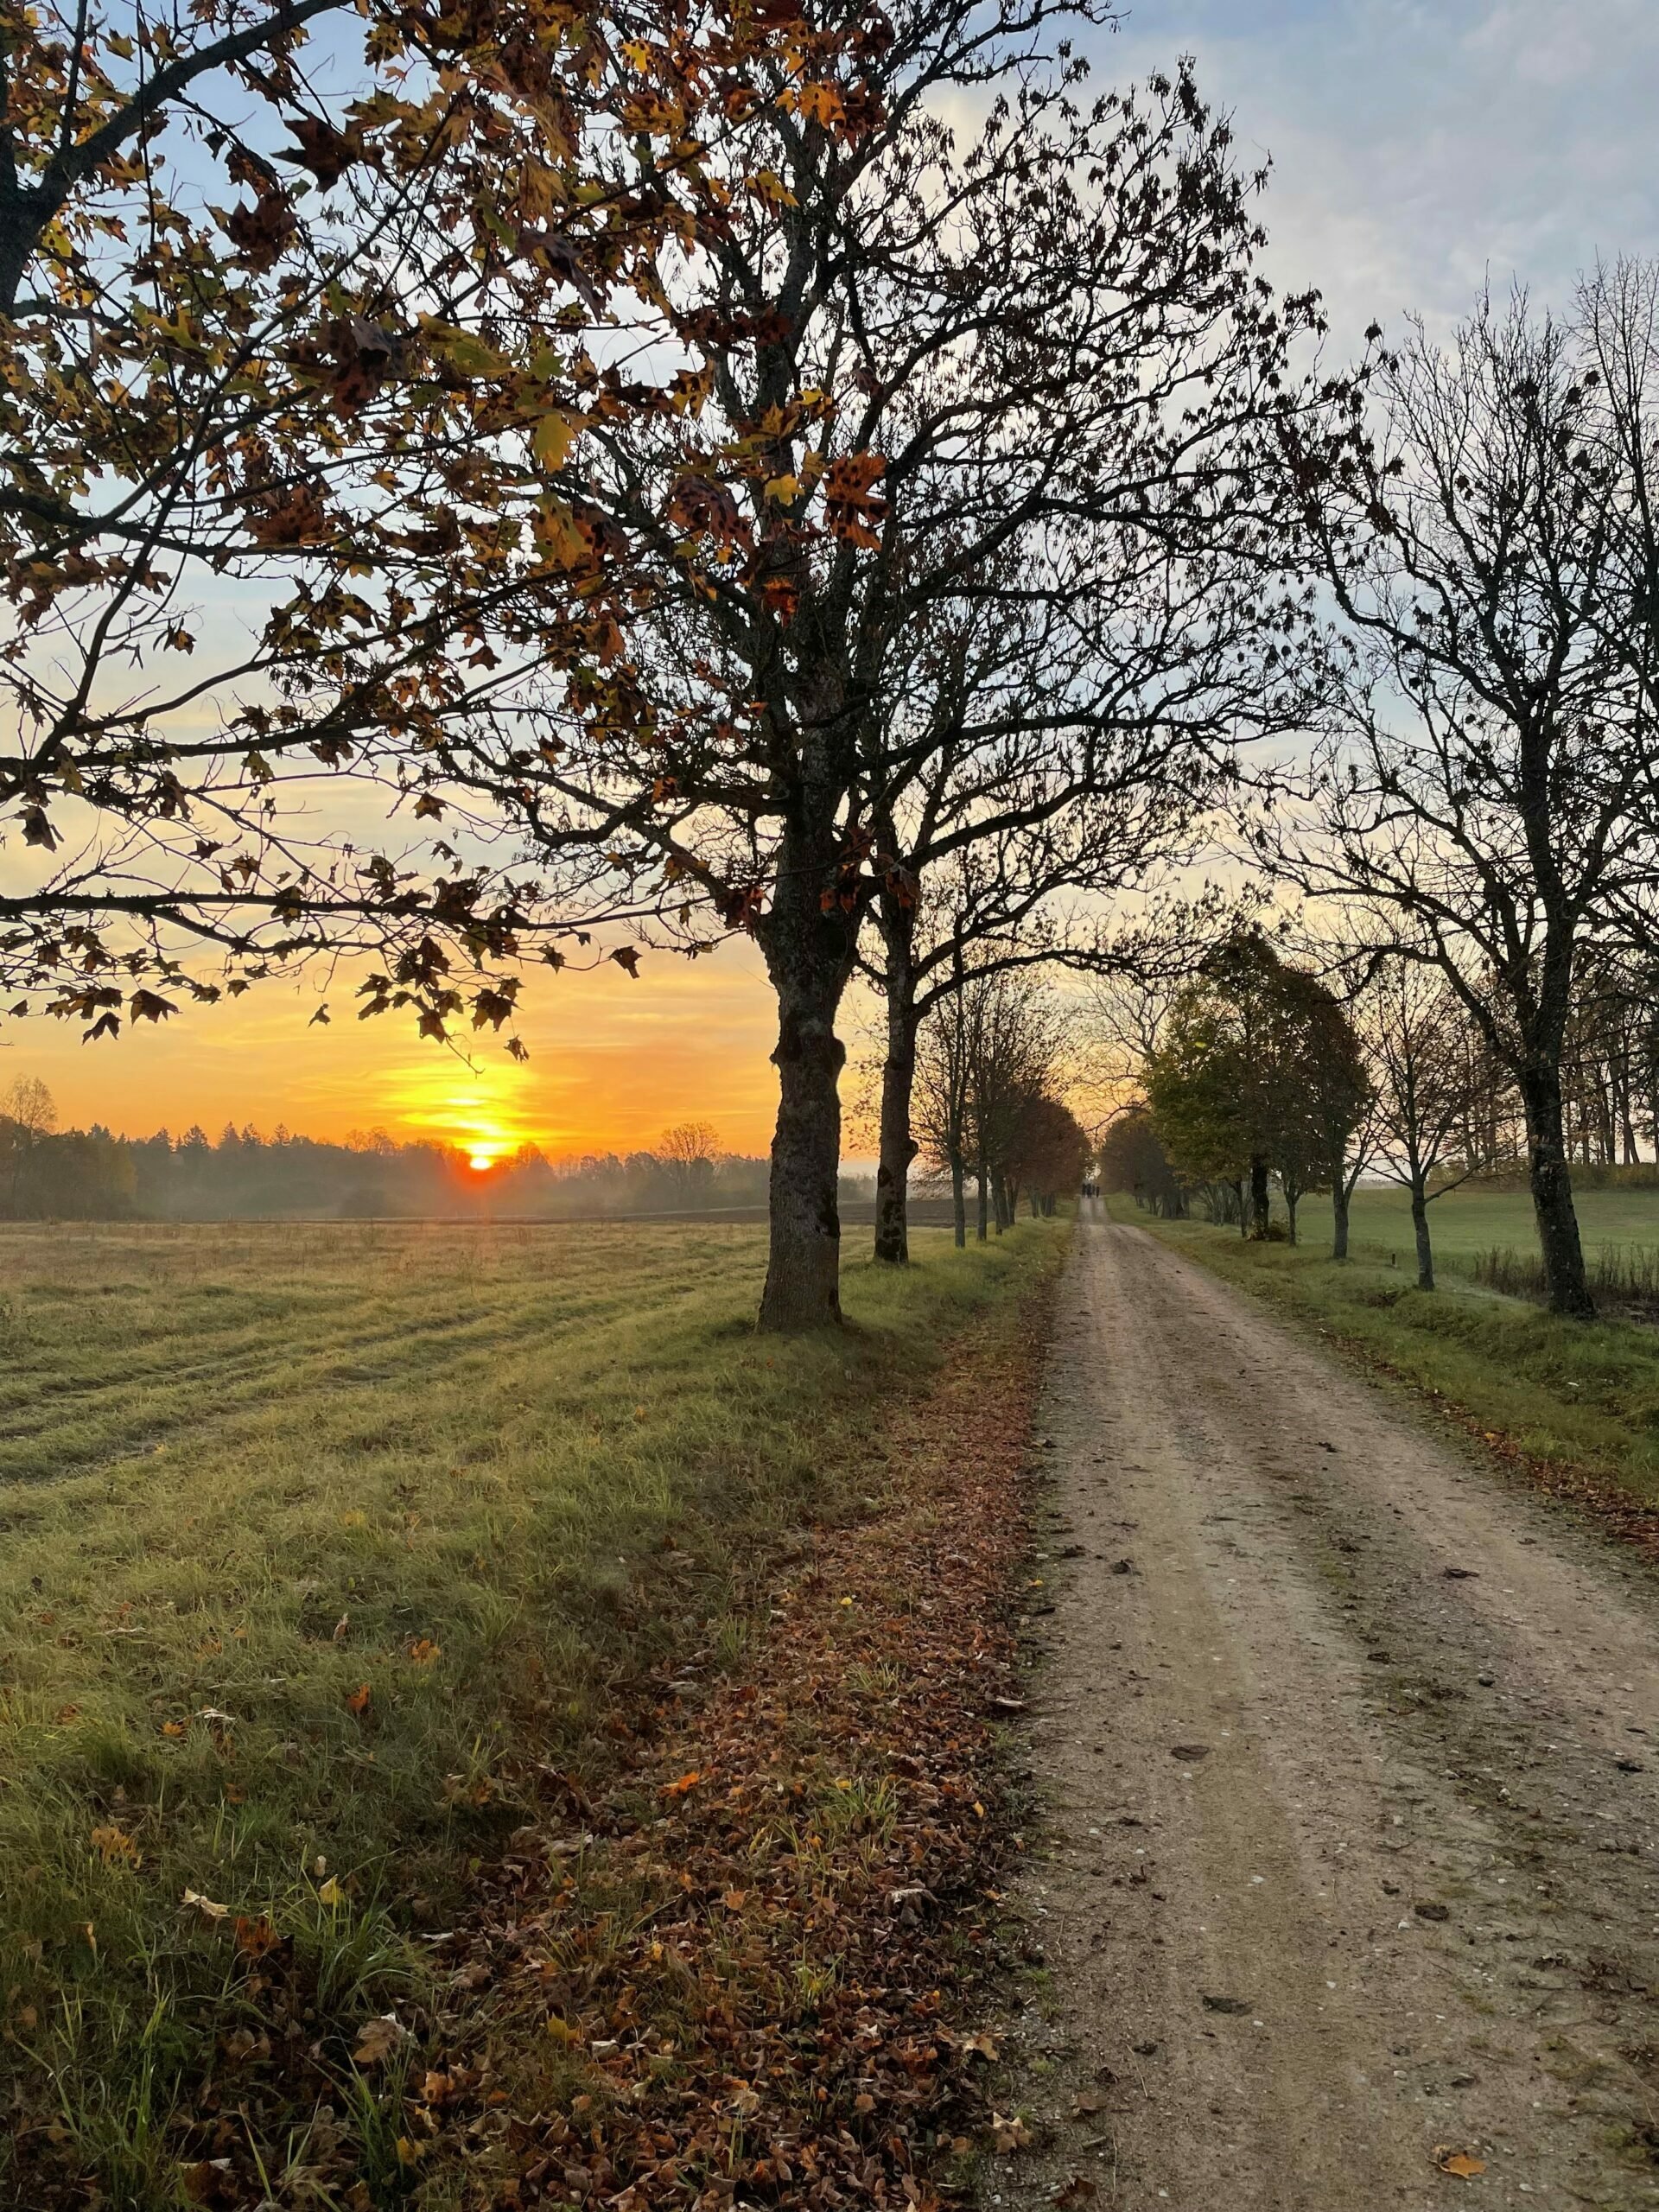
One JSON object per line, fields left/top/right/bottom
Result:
{"left": 346, "top": 1683, "right": 372, "bottom": 1714}
{"left": 1432, "top": 2147, "right": 1487, "bottom": 2179}
{"left": 662, "top": 1770, "right": 703, "bottom": 1797}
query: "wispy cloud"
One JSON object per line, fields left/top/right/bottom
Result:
{"left": 1101, "top": 0, "right": 1659, "bottom": 343}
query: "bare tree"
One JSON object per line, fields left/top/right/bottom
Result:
{"left": 915, "top": 957, "right": 1070, "bottom": 1245}
{"left": 657, "top": 1122, "right": 721, "bottom": 1200}
{"left": 1281, "top": 286, "right": 1659, "bottom": 1314}
{"left": 1357, "top": 959, "right": 1479, "bottom": 1289}
{"left": 1, "top": 1075, "right": 57, "bottom": 1141}
{"left": 913, "top": 955, "right": 976, "bottom": 1248}
{"left": 861, "top": 513, "right": 1311, "bottom": 1267}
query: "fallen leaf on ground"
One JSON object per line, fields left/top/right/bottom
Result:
{"left": 1071, "top": 2089, "right": 1107, "bottom": 2117}
{"left": 346, "top": 1683, "right": 372, "bottom": 1714}
{"left": 989, "top": 2113, "right": 1031, "bottom": 2153}
{"left": 233, "top": 1915, "right": 280, "bottom": 1958}
{"left": 1432, "top": 2145, "right": 1486, "bottom": 2177}
{"left": 353, "top": 2014, "right": 410, "bottom": 2066}
{"left": 181, "top": 1888, "right": 228, "bottom": 1920}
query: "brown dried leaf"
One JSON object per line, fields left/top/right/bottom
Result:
{"left": 1431, "top": 2146, "right": 1487, "bottom": 2178}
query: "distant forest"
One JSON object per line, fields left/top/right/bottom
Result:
{"left": 0, "top": 1086, "right": 809, "bottom": 1222}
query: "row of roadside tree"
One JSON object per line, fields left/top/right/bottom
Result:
{"left": 8, "top": 0, "right": 1659, "bottom": 1319}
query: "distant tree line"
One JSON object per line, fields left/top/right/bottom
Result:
{"left": 912, "top": 969, "right": 1090, "bottom": 1244}
{"left": 0, "top": 1096, "right": 805, "bottom": 1223}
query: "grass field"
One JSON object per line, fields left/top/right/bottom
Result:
{"left": 0, "top": 1217, "right": 1065, "bottom": 2206}
{"left": 1109, "top": 1195, "right": 1659, "bottom": 1517}
{"left": 1341, "top": 1181, "right": 1659, "bottom": 1270}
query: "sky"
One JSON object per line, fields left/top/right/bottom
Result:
{"left": 12, "top": 0, "right": 1659, "bottom": 1160}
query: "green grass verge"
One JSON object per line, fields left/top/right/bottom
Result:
{"left": 0, "top": 1216, "right": 1066, "bottom": 2204}
{"left": 1107, "top": 1197, "right": 1659, "bottom": 1508}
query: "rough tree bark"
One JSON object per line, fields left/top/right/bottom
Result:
{"left": 950, "top": 1154, "right": 967, "bottom": 1247}
{"left": 1408, "top": 1177, "right": 1435, "bottom": 1291}
{"left": 1331, "top": 1151, "right": 1351, "bottom": 1261}
{"left": 756, "top": 853, "right": 856, "bottom": 1332}
{"left": 1519, "top": 1058, "right": 1594, "bottom": 1319}
{"left": 1249, "top": 1154, "right": 1272, "bottom": 1239}
{"left": 873, "top": 895, "right": 920, "bottom": 1264}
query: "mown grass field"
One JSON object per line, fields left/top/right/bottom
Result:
{"left": 1109, "top": 1196, "right": 1659, "bottom": 1515}
{"left": 0, "top": 1217, "right": 1065, "bottom": 2207}
{"left": 1343, "top": 1180, "right": 1659, "bottom": 1269}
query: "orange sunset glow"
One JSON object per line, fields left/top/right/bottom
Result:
{"left": 3, "top": 941, "right": 791, "bottom": 1160}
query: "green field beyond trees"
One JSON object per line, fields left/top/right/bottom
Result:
{"left": 0, "top": 1218, "right": 1062, "bottom": 2204}
{"left": 1342, "top": 1183, "right": 1659, "bottom": 1270}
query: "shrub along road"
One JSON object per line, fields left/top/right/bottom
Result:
{"left": 1001, "top": 1206, "right": 1659, "bottom": 2209}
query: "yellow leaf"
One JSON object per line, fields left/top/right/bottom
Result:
{"left": 318, "top": 1876, "right": 345, "bottom": 1907}
{"left": 764, "top": 474, "right": 801, "bottom": 501}
{"left": 181, "top": 1887, "right": 228, "bottom": 1920}
{"left": 91, "top": 1824, "right": 139, "bottom": 1867}
{"left": 419, "top": 318, "right": 507, "bottom": 379}
{"left": 531, "top": 411, "right": 575, "bottom": 468}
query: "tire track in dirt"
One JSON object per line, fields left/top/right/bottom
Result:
{"left": 1001, "top": 1210, "right": 1659, "bottom": 2212}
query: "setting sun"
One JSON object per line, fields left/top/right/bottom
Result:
{"left": 468, "top": 1150, "right": 496, "bottom": 1173}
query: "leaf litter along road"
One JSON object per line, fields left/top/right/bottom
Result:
{"left": 999, "top": 1209, "right": 1659, "bottom": 2212}
{"left": 391, "top": 1281, "right": 1062, "bottom": 2212}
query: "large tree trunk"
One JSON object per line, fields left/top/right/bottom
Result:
{"left": 1331, "top": 1154, "right": 1351, "bottom": 1261}
{"left": 1249, "top": 1153, "right": 1271, "bottom": 1239}
{"left": 1518, "top": 1058, "right": 1594, "bottom": 1318}
{"left": 756, "top": 868, "right": 855, "bottom": 1332}
{"left": 1409, "top": 1177, "right": 1435, "bottom": 1291}
{"left": 950, "top": 1154, "right": 966, "bottom": 1248}
{"left": 976, "top": 1161, "right": 989, "bottom": 1242}
{"left": 873, "top": 900, "right": 919, "bottom": 1265}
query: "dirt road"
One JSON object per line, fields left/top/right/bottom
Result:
{"left": 1004, "top": 1210, "right": 1659, "bottom": 2211}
